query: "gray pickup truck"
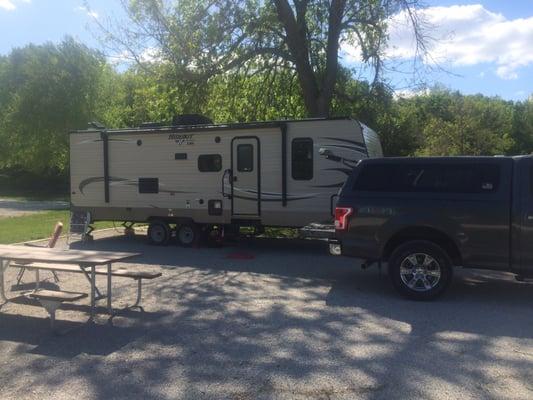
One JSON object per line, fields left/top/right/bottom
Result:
{"left": 334, "top": 156, "right": 533, "bottom": 300}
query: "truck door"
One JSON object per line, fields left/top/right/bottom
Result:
{"left": 231, "top": 137, "right": 260, "bottom": 217}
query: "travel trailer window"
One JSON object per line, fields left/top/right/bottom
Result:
{"left": 198, "top": 154, "right": 222, "bottom": 172}
{"left": 138, "top": 178, "right": 159, "bottom": 193}
{"left": 237, "top": 144, "right": 254, "bottom": 172}
{"left": 292, "top": 138, "right": 313, "bottom": 180}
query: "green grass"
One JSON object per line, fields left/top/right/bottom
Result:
{"left": 0, "top": 210, "right": 115, "bottom": 244}
{"left": 0, "top": 195, "right": 69, "bottom": 202}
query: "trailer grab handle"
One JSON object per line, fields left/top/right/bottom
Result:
{"left": 222, "top": 169, "right": 232, "bottom": 198}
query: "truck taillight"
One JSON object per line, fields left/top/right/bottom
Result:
{"left": 335, "top": 207, "right": 354, "bottom": 231}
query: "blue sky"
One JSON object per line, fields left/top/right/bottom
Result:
{"left": 0, "top": 0, "right": 532, "bottom": 101}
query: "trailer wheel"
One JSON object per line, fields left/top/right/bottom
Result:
{"left": 147, "top": 220, "right": 171, "bottom": 245}
{"left": 176, "top": 223, "right": 199, "bottom": 247}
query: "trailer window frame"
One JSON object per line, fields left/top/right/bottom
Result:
{"left": 198, "top": 154, "right": 222, "bottom": 172}
{"left": 291, "top": 138, "right": 314, "bottom": 180}
{"left": 138, "top": 178, "right": 159, "bottom": 194}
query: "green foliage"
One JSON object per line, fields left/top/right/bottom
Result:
{"left": 510, "top": 99, "right": 533, "bottom": 155}
{"left": 0, "top": 38, "right": 106, "bottom": 177}
{"left": 397, "top": 90, "right": 515, "bottom": 156}
{"left": 206, "top": 70, "right": 307, "bottom": 122}
{"left": 109, "top": 0, "right": 426, "bottom": 117}
{"left": 0, "top": 36, "right": 533, "bottom": 196}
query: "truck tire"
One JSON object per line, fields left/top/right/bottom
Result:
{"left": 176, "top": 223, "right": 199, "bottom": 247}
{"left": 147, "top": 220, "right": 171, "bottom": 246}
{"left": 388, "top": 240, "right": 453, "bottom": 300}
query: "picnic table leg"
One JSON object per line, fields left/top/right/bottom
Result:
{"left": 0, "top": 258, "right": 7, "bottom": 303}
{"left": 106, "top": 262, "right": 113, "bottom": 314}
{"left": 90, "top": 264, "right": 96, "bottom": 320}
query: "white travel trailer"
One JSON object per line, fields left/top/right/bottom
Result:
{"left": 70, "top": 117, "right": 382, "bottom": 245}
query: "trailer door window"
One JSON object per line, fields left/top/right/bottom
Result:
{"left": 198, "top": 154, "right": 222, "bottom": 172}
{"left": 237, "top": 144, "right": 254, "bottom": 172}
{"left": 292, "top": 138, "right": 313, "bottom": 180}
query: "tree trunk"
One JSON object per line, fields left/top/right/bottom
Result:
{"left": 273, "top": 0, "right": 346, "bottom": 118}
{"left": 273, "top": 0, "right": 321, "bottom": 117}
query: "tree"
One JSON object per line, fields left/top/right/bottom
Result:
{"left": 0, "top": 38, "right": 106, "bottom": 177}
{"left": 96, "top": 0, "right": 426, "bottom": 118}
{"left": 510, "top": 99, "right": 533, "bottom": 155}
{"left": 414, "top": 91, "right": 514, "bottom": 156}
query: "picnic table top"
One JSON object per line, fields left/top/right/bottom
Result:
{"left": 0, "top": 244, "right": 140, "bottom": 265}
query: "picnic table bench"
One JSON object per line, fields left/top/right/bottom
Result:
{"left": 11, "top": 262, "right": 161, "bottom": 311}
{"left": 29, "top": 289, "right": 88, "bottom": 329}
{"left": 0, "top": 244, "right": 160, "bottom": 329}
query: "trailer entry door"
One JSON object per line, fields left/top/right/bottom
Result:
{"left": 231, "top": 137, "right": 260, "bottom": 216}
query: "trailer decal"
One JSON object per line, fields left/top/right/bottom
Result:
{"left": 232, "top": 187, "right": 318, "bottom": 202}
{"left": 79, "top": 176, "right": 197, "bottom": 195}
{"left": 232, "top": 194, "right": 317, "bottom": 202}
{"left": 312, "top": 182, "right": 344, "bottom": 188}
{"left": 319, "top": 144, "right": 368, "bottom": 154}
{"left": 319, "top": 137, "right": 367, "bottom": 148}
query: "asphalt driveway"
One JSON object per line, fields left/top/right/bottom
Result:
{"left": 0, "top": 231, "right": 532, "bottom": 399}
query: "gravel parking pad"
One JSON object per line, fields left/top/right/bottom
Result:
{"left": 0, "top": 231, "right": 532, "bottom": 399}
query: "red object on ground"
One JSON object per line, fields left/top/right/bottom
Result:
{"left": 225, "top": 252, "right": 256, "bottom": 260}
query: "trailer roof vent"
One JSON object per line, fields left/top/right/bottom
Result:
{"left": 172, "top": 114, "right": 213, "bottom": 126}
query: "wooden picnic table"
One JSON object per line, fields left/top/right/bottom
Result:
{"left": 0, "top": 244, "right": 140, "bottom": 319}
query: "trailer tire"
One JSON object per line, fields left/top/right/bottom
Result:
{"left": 147, "top": 220, "right": 171, "bottom": 246}
{"left": 176, "top": 223, "right": 199, "bottom": 247}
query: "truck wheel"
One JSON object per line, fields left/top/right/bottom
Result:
{"left": 176, "top": 223, "right": 199, "bottom": 247}
{"left": 147, "top": 220, "right": 171, "bottom": 245}
{"left": 388, "top": 240, "right": 453, "bottom": 300}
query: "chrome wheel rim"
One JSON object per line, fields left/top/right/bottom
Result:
{"left": 178, "top": 226, "right": 195, "bottom": 244}
{"left": 150, "top": 225, "right": 166, "bottom": 243}
{"left": 400, "top": 253, "right": 441, "bottom": 292}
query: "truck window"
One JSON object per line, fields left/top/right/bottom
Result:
{"left": 292, "top": 138, "right": 313, "bottom": 180}
{"left": 198, "top": 154, "right": 222, "bottom": 172}
{"left": 354, "top": 163, "right": 500, "bottom": 193}
{"left": 237, "top": 144, "right": 254, "bottom": 172}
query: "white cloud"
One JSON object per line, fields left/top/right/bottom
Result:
{"left": 139, "top": 47, "right": 162, "bottom": 63}
{"left": 76, "top": 5, "right": 98, "bottom": 19}
{"left": 394, "top": 87, "right": 431, "bottom": 99}
{"left": 108, "top": 47, "right": 162, "bottom": 69}
{"left": 0, "top": 0, "right": 30, "bottom": 10}
{"left": 0, "top": 0, "right": 16, "bottom": 11}
{"left": 386, "top": 4, "right": 533, "bottom": 80}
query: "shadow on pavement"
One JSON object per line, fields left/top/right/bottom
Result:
{"left": 0, "top": 232, "right": 531, "bottom": 399}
